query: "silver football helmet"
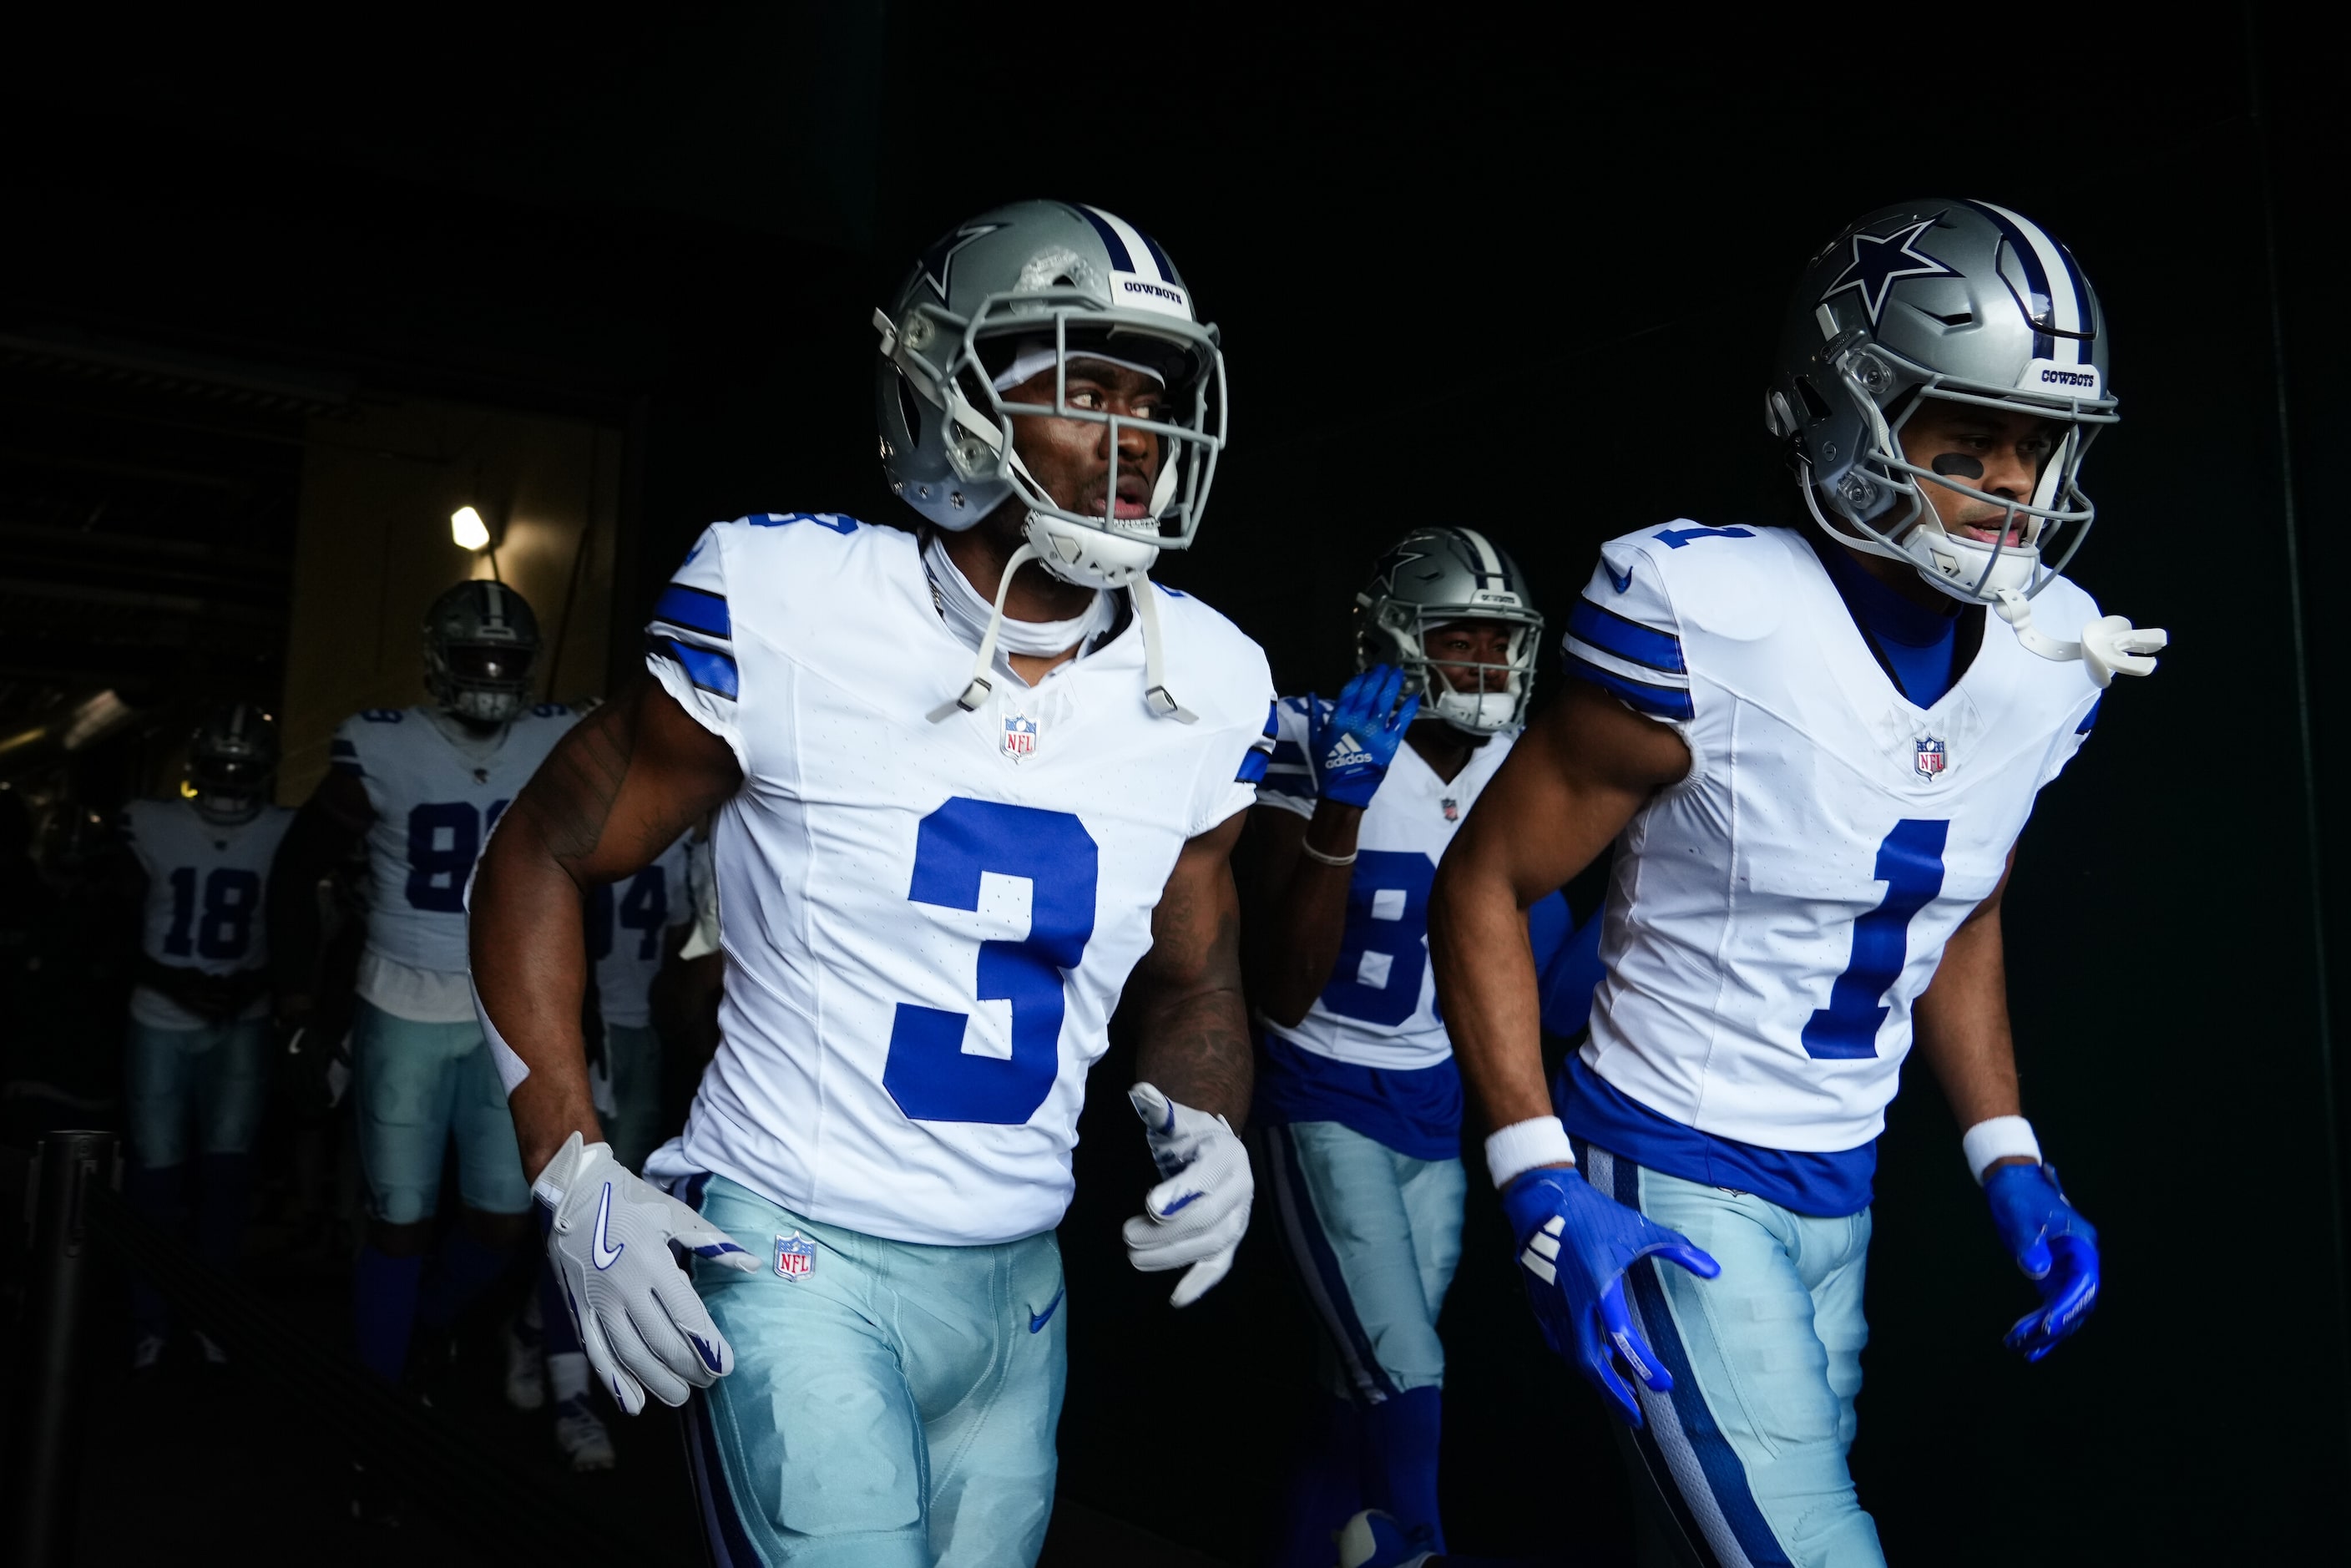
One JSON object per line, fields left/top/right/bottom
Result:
{"left": 1767, "top": 200, "right": 2117, "bottom": 605}
{"left": 1356, "top": 528, "right": 1542, "bottom": 736}
{"left": 873, "top": 200, "right": 1226, "bottom": 589}
{"left": 187, "top": 702, "right": 277, "bottom": 823}
{"left": 422, "top": 580, "right": 539, "bottom": 725}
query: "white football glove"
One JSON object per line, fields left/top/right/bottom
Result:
{"left": 533, "top": 1131, "right": 759, "bottom": 1415}
{"left": 1120, "top": 1083, "right": 1252, "bottom": 1308}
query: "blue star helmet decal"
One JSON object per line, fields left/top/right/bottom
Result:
{"left": 1821, "top": 216, "right": 1959, "bottom": 327}
{"left": 1366, "top": 541, "right": 1430, "bottom": 594}
{"left": 917, "top": 222, "right": 1007, "bottom": 300}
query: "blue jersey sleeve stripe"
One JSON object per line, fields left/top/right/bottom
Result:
{"left": 1236, "top": 748, "right": 1271, "bottom": 784}
{"left": 653, "top": 583, "right": 731, "bottom": 640}
{"left": 662, "top": 639, "right": 741, "bottom": 701}
{"left": 1260, "top": 701, "right": 1279, "bottom": 739}
{"left": 1271, "top": 740, "right": 1307, "bottom": 766}
{"left": 2075, "top": 698, "right": 2100, "bottom": 736}
{"left": 1565, "top": 654, "right": 1696, "bottom": 721}
{"left": 1568, "top": 597, "right": 1685, "bottom": 674}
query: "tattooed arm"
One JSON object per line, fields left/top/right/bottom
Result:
{"left": 470, "top": 676, "right": 741, "bottom": 1180}
{"left": 1125, "top": 809, "right": 1253, "bottom": 1127}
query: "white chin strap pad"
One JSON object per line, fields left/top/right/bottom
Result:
{"left": 1995, "top": 589, "right": 2168, "bottom": 688}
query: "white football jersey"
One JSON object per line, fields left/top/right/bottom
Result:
{"left": 331, "top": 703, "right": 579, "bottom": 974}
{"left": 1256, "top": 699, "right": 1517, "bottom": 1070}
{"left": 122, "top": 797, "right": 295, "bottom": 1028}
{"left": 643, "top": 513, "right": 1276, "bottom": 1247}
{"left": 592, "top": 832, "right": 695, "bottom": 1029}
{"left": 1561, "top": 522, "right": 2102, "bottom": 1153}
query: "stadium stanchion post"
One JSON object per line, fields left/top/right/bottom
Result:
{"left": 3, "top": 1130, "right": 115, "bottom": 1568}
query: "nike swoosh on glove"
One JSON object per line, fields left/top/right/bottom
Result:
{"left": 1310, "top": 665, "right": 1420, "bottom": 810}
{"left": 1984, "top": 1161, "right": 2100, "bottom": 1362}
{"left": 1121, "top": 1083, "right": 1252, "bottom": 1308}
{"left": 534, "top": 1131, "right": 759, "bottom": 1415}
{"left": 1500, "top": 1166, "right": 1720, "bottom": 1427}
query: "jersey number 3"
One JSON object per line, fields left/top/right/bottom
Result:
{"left": 884, "top": 797, "right": 1099, "bottom": 1125}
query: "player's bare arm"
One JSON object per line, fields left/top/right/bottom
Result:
{"left": 1913, "top": 847, "right": 2035, "bottom": 1173}
{"left": 1246, "top": 805, "right": 1355, "bottom": 1029}
{"left": 1126, "top": 808, "right": 1252, "bottom": 1126}
{"left": 265, "top": 767, "right": 375, "bottom": 1017}
{"left": 1430, "top": 680, "right": 1689, "bottom": 1134}
{"left": 470, "top": 676, "right": 741, "bottom": 1181}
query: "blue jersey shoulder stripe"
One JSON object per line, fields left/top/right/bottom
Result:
{"left": 1260, "top": 701, "right": 1278, "bottom": 739}
{"left": 2075, "top": 697, "right": 2100, "bottom": 736}
{"left": 654, "top": 583, "right": 731, "bottom": 640}
{"left": 1568, "top": 597, "right": 1685, "bottom": 675}
{"left": 662, "top": 639, "right": 740, "bottom": 701}
{"left": 1565, "top": 654, "right": 1695, "bottom": 721}
{"left": 1236, "top": 748, "right": 1271, "bottom": 784}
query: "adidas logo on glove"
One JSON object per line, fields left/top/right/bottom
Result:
{"left": 1323, "top": 733, "right": 1373, "bottom": 770}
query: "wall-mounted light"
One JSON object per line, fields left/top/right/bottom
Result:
{"left": 451, "top": 505, "right": 493, "bottom": 551}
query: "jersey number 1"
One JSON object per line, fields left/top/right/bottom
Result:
{"left": 884, "top": 797, "right": 1099, "bottom": 1125}
{"left": 1802, "top": 818, "right": 1949, "bottom": 1060}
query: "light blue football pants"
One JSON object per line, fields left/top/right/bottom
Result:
{"left": 599, "top": 1020, "right": 663, "bottom": 1174}
{"left": 351, "top": 1000, "right": 532, "bottom": 1224}
{"left": 684, "top": 1176, "right": 1066, "bottom": 1568}
{"left": 1262, "top": 1120, "right": 1466, "bottom": 1399}
{"left": 124, "top": 1017, "right": 268, "bottom": 1169}
{"left": 1583, "top": 1141, "right": 1886, "bottom": 1568}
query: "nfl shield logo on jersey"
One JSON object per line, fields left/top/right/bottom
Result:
{"left": 1004, "top": 714, "right": 1039, "bottom": 761}
{"left": 775, "top": 1232, "right": 815, "bottom": 1281}
{"left": 1915, "top": 736, "right": 1948, "bottom": 780}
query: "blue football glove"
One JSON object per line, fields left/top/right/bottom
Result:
{"left": 1984, "top": 1161, "right": 2100, "bottom": 1362}
{"left": 1310, "top": 665, "right": 1420, "bottom": 809}
{"left": 1501, "top": 1166, "right": 1720, "bottom": 1426}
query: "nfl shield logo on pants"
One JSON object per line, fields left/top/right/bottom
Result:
{"left": 1914, "top": 736, "right": 1948, "bottom": 780}
{"left": 1004, "top": 714, "right": 1039, "bottom": 760}
{"left": 776, "top": 1232, "right": 815, "bottom": 1280}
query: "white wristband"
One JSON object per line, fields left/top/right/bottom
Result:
{"left": 1961, "top": 1115, "right": 2042, "bottom": 1185}
{"left": 1485, "top": 1115, "right": 1575, "bottom": 1191}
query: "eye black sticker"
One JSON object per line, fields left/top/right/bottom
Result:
{"left": 1930, "top": 453, "right": 1985, "bottom": 479}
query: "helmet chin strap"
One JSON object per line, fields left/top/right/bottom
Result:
{"left": 1993, "top": 590, "right": 2168, "bottom": 688}
{"left": 925, "top": 528, "right": 1198, "bottom": 724}
{"left": 928, "top": 541, "right": 1040, "bottom": 721}
{"left": 931, "top": 390, "right": 1196, "bottom": 722}
{"left": 1127, "top": 569, "right": 1197, "bottom": 724}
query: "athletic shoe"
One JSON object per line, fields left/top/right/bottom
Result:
{"left": 1337, "top": 1510, "right": 1437, "bottom": 1568}
{"left": 129, "top": 1333, "right": 165, "bottom": 1373}
{"left": 503, "top": 1314, "right": 546, "bottom": 1411}
{"left": 554, "top": 1395, "right": 616, "bottom": 1472}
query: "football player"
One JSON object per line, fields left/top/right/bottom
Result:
{"left": 1251, "top": 528, "right": 1604, "bottom": 1561}
{"left": 470, "top": 200, "right": 1274, "bottom": 1566}
{"left": 1429, "top": 200, "right": 2165, "bottom": 1567}
{"left": 268, "top": 582, "right": 578, "bottom": 1390}
{"left": 504, "top": 825, "right": 696, "bottom": 1470}
{"left": 119, "top": 703, "right": 293, "bottom": 1368}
